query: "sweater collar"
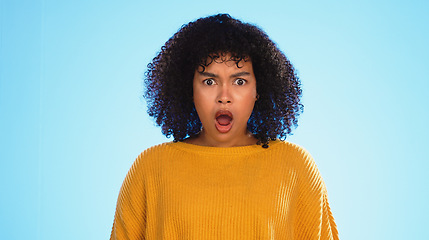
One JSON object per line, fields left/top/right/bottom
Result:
{"left": 169, "top": 140, "right": 281, "bottom": 156}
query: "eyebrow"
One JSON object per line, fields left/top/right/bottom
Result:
{"left": 198, "top": 72, "right": 217, "bottom": 78}
{"left": 197, "top": 71, "right": 251, "bottom": 78}
{"left": 231, "top": 71, "right": 251, "bottom": 78}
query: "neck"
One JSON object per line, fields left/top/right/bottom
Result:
{"left": 184, "top": 131, "right": 258, "bottom": 147}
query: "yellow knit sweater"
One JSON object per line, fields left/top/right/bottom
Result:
{"left": 110, "top": 140, "right": 339, "bottom": 240}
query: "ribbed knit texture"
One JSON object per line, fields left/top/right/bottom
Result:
{"left": 110, "top": 140, "right": 339, "bottom": 240}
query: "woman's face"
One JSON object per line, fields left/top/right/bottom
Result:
{"left": 192, "top": 54, "right": 258, "bottom": 147}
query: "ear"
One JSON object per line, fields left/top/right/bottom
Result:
{"left": 256, "top": 94, "right": 260, "bottom": 101}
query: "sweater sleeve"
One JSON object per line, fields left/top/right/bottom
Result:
{"left": 110, "top": 154, "right": 147, "bottom": 240}
{"left": 321, "top": 187, "right": 339, "bottom": 240}
{"left": 294, "top": 149, "right": 339, "bottom": 240}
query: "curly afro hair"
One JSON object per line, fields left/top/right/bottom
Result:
{"left": 144, "top": 13, "right": 303, "bottom": 146}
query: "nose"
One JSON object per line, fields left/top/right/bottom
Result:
{"left": 217, "top": 86, "right": 232, "bottom": 104}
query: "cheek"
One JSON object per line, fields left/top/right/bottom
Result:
{"left": 192, "top": 84, "right": 203, "bottom": 106}
{"left": 240, "top": 88, "right": 257, "bottom": 109}
{"left": 246, "top": 92, "right": 258, "bottom": 117}
{"left": 236, "top": 94, "right": 257, "bottom": 119}
{"left": 193, "top": 90, "right": 208, "bottom": 108}
{"left": 246, "top": 100, "right": 257, "bottom": 115}
{"left": 193, "top": 91, "right": 212, "bottom": 120}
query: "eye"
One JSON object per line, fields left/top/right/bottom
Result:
{"left": 203, "top": 79, "right": 215, "bottom": 86}
{"left": 234, "top": 78, "right": 247, "bottom": 86}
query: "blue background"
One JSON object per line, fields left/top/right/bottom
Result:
{"left": 1, "top": 0, "right": 428, "bottom": 239}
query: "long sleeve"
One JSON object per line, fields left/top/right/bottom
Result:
{"left": 321, "top": 188, "right": 339, "bottom": 240}
{"left": 110, "top": 155, "right": 147, "bottom": 240}
{"left": 109, "top": 141, "right": 338, "bottom": 239}
{"left": 293, "top": 149, "right": 339, "bottom": 240}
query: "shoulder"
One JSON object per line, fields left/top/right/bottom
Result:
{"left": 270, "top": 140, "right": 313, "bottom": 163}
{"left": 129, "top": 142, "right": 175, "bottom": 172}
{"left": 271, "top": 140, "right": 323, "bottom": 182}
{"left": 136, "top": 142, "right": 174, "bottom": 159}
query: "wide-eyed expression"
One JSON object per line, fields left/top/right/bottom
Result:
{"left": 192, "top": 54, "right": 258, "bottom": 147}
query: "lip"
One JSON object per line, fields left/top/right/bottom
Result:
{"left": 215, "top": 110, "right": 233, "bottom": 133}
{"left": 215, "top": 110, "right": 233, "bottom": 119}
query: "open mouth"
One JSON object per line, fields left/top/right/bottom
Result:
{"left": 215, "top": 110, "right": 233, "bottom": 133}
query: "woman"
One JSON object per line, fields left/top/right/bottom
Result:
{"left": 110, "top": 13, "right": 339, "bottom": 240}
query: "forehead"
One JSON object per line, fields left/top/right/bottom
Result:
{"left": 197, "top": 53, "right": 252, "bottom": 73}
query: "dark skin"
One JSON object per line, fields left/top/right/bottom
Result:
{"left": 184, "top": 54, "right": 258, "bottom": 147}
{"left": 145, "top": 14, "right": 303, "bottom": 147}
